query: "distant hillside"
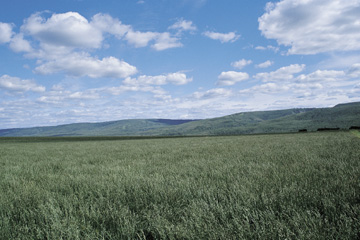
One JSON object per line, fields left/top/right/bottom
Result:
{"left": 0, "top": 101, "right": 359, "bottom": 137}
{"left": 0, "top": 119, "right": 198, "bottom": 137}
{"left": 152, "top": 102, "right": 360, "bottom": 136}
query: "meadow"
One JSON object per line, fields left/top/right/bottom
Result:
{"left": 0, "top": 132, "right": 359, "bottom": 239}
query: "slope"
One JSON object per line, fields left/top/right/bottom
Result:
{"left": 0, "top": 119, "right": 197, "bottom": 137}
{"left": 0, "top": 101, "right": 359, "bottom": 136}
{"left": 151, "top": 102, "right": 360, "bottom": 135}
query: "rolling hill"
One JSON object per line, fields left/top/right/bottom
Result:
{"left": 0, "top": 101, "right": 359, "bottom": 137}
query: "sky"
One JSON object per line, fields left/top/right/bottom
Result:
{"left": 0, "top": 0, "right": 360, "bottom": 128}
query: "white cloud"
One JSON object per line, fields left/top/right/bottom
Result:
{"left": 124, "top": 30, "right": 182, "bottom": 51}
{"left": 151, "top": 32, "right": 183, "bottom": 51}
{"left": 203, "top": 31, "right": 240, "bottom": 43}
{"left": 9, "top": 34, "right": 33, "bottom": 52}
{"left": 34, "top": 53, "right": 137, "bottom": 78}
{"left": 255, "top": 46, "right": 266, "bottom": 50}
{"left": 91, "top": 13, "right": 131, "bottom": 39}
{"left": 37, "top": 89, "right": 100, "bottom": 104}
{"left": 231, "top": 59, "right": 252, "bottom": 69}
{"left": 241, "top": 80, "right": 318, "bottom": 98}
{"left": 217, "top": 71, "right": 249, "bottom": 86}
{"left": 259, "top": 0, "right": 360, "bottom": 55}
{"left": 124, "top": 30, "right": 158, "bottom": 48}
{"left": 192, "top": 88, "right": 232, "bottom": 99}
{"left": 238, "top": 64, "right": 359, "bottom": 109}
{"left": 104, "top": 72, "right": 191, "bottom": 96}
{"left": 319, "top": 54, "right": 360, "bottom": 69}
{"left": 169, "top": 19, "right": 197, "bottom": 32}
{"left": 296, "top": 70, "right": 346, "bottom": 83}
{"left": 68, "top": 91, "right": 100, "bottom": 100}
{"left": 5, "top": 10, "right": 184, "bottom": 83}
{"left": 240, "top": 82, "right": 290, "bottom": 94}
{"left": 347, "top": 63, "right": 360, "bottom": 78}
{"left": 103, "top": 72, "right": 192, "bottom": 96}
{"left": 0, "top": 11, "right": 188, "bottom": 83}
{"left": 123, "top": 72, "right": 192, "bottom": 86}
{"left": 256, "top": 60, "right": 274, "bottom": 68}
{"left": 19, "top": 11, "right": 182, "bottom": 53}
{"left": 166, "top": 72, "right": 192, "bottom": 85}
{"left": 0, "top": 75, "right": 45, "bottom": 93}
{"left": 254, "top": 64, "right": 305, "bottom": 82}
{"left": 0, "top": 22, "right": 13, "bottom": 43}
{"left": 22, "top": 12, "right": 103, "bottom": 49}
{"left": 255, "top": 45, "right": 279, "bottom": 53}
{"left": 106, "top": 85, "right": 166, "bottom": 96}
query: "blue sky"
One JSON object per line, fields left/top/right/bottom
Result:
{"left": 1, "top": 0, "right": 360, "bottom": 128}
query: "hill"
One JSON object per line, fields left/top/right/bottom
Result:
{"left": 0, "top": 119, "right": 198, "bottom": 137}
{"left": 157, "top": 101, "right": 360, "bottom": 136}
{"left": 0, "top": 101, "right": 359, "bottom": 136}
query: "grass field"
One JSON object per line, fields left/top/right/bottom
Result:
{"left": 0, "top": 132, "right": 359, "bottom": 239}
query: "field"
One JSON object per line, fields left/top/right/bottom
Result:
{"left": 0, "top": 132, "right": 359, "bottom": 239}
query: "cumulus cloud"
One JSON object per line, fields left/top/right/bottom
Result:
{"left": 0, "top": 75, "right": 45, "bottom": 93}
{"left": 1, "top": 11, "right": 186, "bottom": 81}
{"left": 2, "top": 12, "right": 142, "bottom": 79}
{"left": 238, "top": 63, "right": 360, "bottom": 107}
{"left": 124, "top": 30, "right": 158, "bottom": 48}
{"left": 91, "top": 13, "right": 131, "bottom": 38}
{"left": 240, "top": 82, "right": 290, "bottom": 94}
{"left": 9, "top": 34, "right": 33, "bottom": 52}
{"left": 0, "top": 22, "right": 13, "bottom": 43}
{"left": 254, "top": 64, "right": 305, "bottom": 82}
{"left": 347, "top": 63, "right": 360, "bottom": 78}
{"left": 37, "top": 89, "right": 101, "bottom": 104}
{"left": 124, "top": 30, "right": 182, "bottom": 50}
{"left": 123, "top": 72, "right": 192, "bottom": 86}
{"left": 19, "top": 12, "right": 182, "bottom": 52}
{"left": 165, "top": 72, "right": 193, "bottom": 85}
{"left": 240, "top": 80, "right": 322, "bottom": 97}
{"left": 151, "top": 32, "right": 183, "bottom": 51}
{"left": 34, "top": 53, "right": 137, "bottom": 78}
{"left": 217, "top": 71, "right": 249, "bottom": 86}
{"left": 21, "top": 12, "right": 103, "bottom": 49}
{"left": 169, "top": 19, "right": 197, "bottom": 32}
{"left": 256, "top": 60, "right": 274, "bottom": 68}
{"left": 203, "top": 31, "right": 240, "bottom": 43}
{"left": 105, "top": 72, "right": 191, "bottom": 96}
{"left": 259, "top": 0, "right": 360, "bottom": 55}
{"left": 92, "top": 14, "right": 184, "bottom": 51}
{"left": 296, "top": 70, "right": 346, "bottom": 83}
{"left": 231, "top": 59, "right": 252, "bottom": 69}
{"left": 192, "top": 88, "right": 232, "bottom": 99}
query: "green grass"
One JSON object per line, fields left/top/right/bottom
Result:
{"left": 0, "top": 132, "right": 359, "bottom": 239}
{"left": 351, "top": 130, "right": 360, "bottom": 139}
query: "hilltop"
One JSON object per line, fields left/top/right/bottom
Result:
{"left": 0, "top": 101, "right": 359, "bottom": 137}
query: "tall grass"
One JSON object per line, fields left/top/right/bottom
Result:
{"left": 0, "top": 132, "right": 359, "bottom": 239}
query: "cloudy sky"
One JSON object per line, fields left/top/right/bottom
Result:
{"left": 1, "top": 0, "right": 360, "bottom": 128}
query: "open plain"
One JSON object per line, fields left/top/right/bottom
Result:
{"left": 1, "top": 131, "right": 359, "bottom": 239}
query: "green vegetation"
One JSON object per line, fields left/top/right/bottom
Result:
{"left": 155, "top": 101, "right": 360, "bottom": 136}
{"left": 0, "top": 119, "right": 198, "bottom": 137}
{"left": 351, "top": 130, "right": 360, "bottom": 139}
{"left": 1, "top": 101, "right": 359, "bottom": 137}
{"left": 1, "top": 132, "right": 359, "bottom": 239}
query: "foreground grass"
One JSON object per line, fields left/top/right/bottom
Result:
{"left": 0, "top": 132, "right": 359, "bottom": 239}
